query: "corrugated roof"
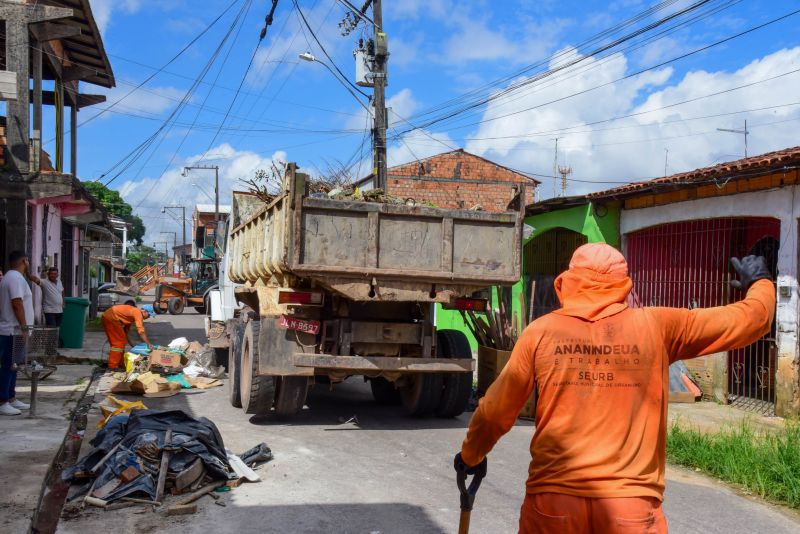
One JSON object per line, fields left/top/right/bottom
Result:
{"left": 588, "top": 146, "right": 800, "bottom": 199}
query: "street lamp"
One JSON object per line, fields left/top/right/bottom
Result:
{"left": 184, "top": 165, "right": 220, "bottom": 258}
{"left": 161, "top": 206, "right": 186, "bottom": 269}
{"left": 298, "top": 52, "right": 373, "bottom": 116}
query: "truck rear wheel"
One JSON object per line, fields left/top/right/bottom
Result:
{"left": 435, "top": 330, "right": 474, "bottom": 417}
{"left": 168, "top": 297, "right": 185, "bottom": 315}
{"left": 370, "top": 377, "right": 401, "bottom": 405}
{"left": 274, "top": 376, "right": 309, "bottom": 417}
{"left": 400, "top": 374, "right": 443, "bottom": 416}
{"left": 228, "top": 320, "right": 245, "bottom": 408}
{"left": 240, "top": 317, "right": 275, "bottom": 414}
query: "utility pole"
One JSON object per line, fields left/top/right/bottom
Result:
{"left": 664, "top": 148, "right": 669, "bottom": 177}
{"left": 161, "top": 231, "right": 177, "bottom": 263}
{"left": 372, "top": 0, "right": 388, "bottom": 191}
{"left": 717, "top": 120, "right": 749, "bottom": 158}
{"left": 162, "top": 206, "right": 186, "bottom": 269}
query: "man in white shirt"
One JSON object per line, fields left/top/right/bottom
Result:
{"left": 35, "top": 267, "right": 65, "bottom": 326}
{"left": 0, "top": 251, "right": 39, "bottom": 416}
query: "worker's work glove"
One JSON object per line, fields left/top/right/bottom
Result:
{"left": 730, "top": 255, "right": 771, "bottom": 291}
{"left": 453, "top": 452, "right": 488, "bottom": 477}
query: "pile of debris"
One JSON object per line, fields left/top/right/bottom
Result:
{"left": 110, "top": 338, "right": 224, "bottom": 398}
{"left": 62, "top": 409, "right": 272, "bottom": 516}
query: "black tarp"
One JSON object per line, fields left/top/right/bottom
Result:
{"left": 63, "top": 410, "right": 231, "bottom": 501}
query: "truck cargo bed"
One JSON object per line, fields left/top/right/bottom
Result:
{"left": 228, "top": 166, "right": 522, "bottom": 299}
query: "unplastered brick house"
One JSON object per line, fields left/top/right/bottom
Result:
{"left": 356, "top": 149, "right": 539, "bottom": 212}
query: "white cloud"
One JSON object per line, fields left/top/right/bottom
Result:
{"left": 439, "top": 11, "right": 568, "bottom": 65}
{"left": 462, "top": 47, "right": 800, "bottom": 198}
{"left": 89, "top": 0, "right": 142, "bottom": 34}
{"left": 119, "top": 144, "right": 286, "bottom": 243}
{"left": 345, "top": 87, "right": 420, "bottom": 131}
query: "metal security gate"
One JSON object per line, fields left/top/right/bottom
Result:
{"left": 523, "top": 228, "right": 587, "bottom": 321}
{"left": 626, "top": 217, "right": 779, "bottom": 415}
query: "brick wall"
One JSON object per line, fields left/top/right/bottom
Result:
{"left": 385, "top": 150, "right": 538, "bottom": 212}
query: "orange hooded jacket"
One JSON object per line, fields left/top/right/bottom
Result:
{"left": 461, "top": 243, "right": 775, "bottom": 500}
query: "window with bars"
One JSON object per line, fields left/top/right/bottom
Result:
{"left": 625, "top": 217, "right": 780, "bottom": 414}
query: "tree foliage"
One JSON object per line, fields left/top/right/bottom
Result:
{"left": 125, "top": 245, "right": 166, "bottom": 274}
{"left": 83, "top": 181, "right": 145, "bottom": 245}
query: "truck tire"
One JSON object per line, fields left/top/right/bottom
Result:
{"left": 240, "top": 318, "right": 275, "bottom": 414}
{"left": 435, "top": 330, "right": 474, "bottom": 417}
{"left": 274, "top": 376, "right": 309, "bottom": 417}
{"left": 228, "top": 320, "right": 245, "bottom": 408}
{"left": 168, "top": 297, "right": 185, "bottom": 315}
{"left": 400, "top": 373, "right": 443, "bottom": 416}
{"left": 370, "top": 377, "right": 401, "bottom": 405}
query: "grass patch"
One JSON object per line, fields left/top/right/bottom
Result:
{"left": 667, "top": 420, "right": 800, "bottom": 508}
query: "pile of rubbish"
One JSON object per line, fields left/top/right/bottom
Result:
{"left": 110, "top": 338, "right": 224, "bottom": 399}
{"left": 62, "top": 409, "right": 272, "bottom": 515}
{"left": 317, "top": 186, "right": 407, "bottom": 205}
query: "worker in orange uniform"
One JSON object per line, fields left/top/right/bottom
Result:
{"left": 101, "top": 304, "right": 153, "bottom": 370}
{"left": 454, "top": 244, "right": 775, "bottom": 533}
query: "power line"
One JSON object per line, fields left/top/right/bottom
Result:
{"left": 400, "top": 0, "right": 724, "bottom": 132}
{"left": 398, "top": 6, "right": 800, "bottom": 135}
{"left": 291, "top": 0, "right": 369, "bottom": 98}
{"left": 101, "top": 0, "right": 252, "bottom": 186}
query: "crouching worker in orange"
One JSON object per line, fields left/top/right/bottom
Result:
{"left": 454, "top": 244, "right": 775, "bottom": 534}
{"left": 101, "top": 304, "right": 153, "bottom": 370}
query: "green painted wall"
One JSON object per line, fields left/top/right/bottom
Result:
{"left": 437, "top": 202, "right": 621, "bottom": 349}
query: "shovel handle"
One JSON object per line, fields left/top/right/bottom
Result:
{"left": 456, "top": 458, "right": 487, "bottom": 512}
{"left": 458, "top": 509, "right": 472, "bottom": 534}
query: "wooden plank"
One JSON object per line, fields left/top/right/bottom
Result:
{"left": 30, "top": 22, "right": 81, "bottom": 42}
{"left": 0, "top": 71, "right": 18, "bottom": 101}
{"left": 292, "top": 354, "right": 473, "bottom": 373}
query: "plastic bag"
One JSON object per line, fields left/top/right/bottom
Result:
{"left": 168, "top": 337, "right": 190, "bottom": 351}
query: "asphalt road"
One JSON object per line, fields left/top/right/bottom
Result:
{"left": 57, "top": 311, "right": 800, "bottom": 534}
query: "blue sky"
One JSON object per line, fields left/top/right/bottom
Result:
{"left": 72, "top": 0, "right": 800, "bottom": 242}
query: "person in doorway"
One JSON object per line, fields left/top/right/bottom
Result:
{"left": 101, "top": 304, "right": 153, "bottom": 370}
{"left": 33, "top": 267, "right": 65, "bottom": 327}
{"left": 0, "top": 251, "right": 40, "bottom": 416}
{"left": 454, "top": 244, "right": 775, "bottom": 534}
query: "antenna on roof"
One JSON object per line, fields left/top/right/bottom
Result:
{"left": 717, "top": 120, "right": 749, "bottom": 158}
{"left": 557, "top": 165, "right": 572, "bottom": 197}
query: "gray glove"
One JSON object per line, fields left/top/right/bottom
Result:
{"left": 730, "top": 255, "right": 771, "bottom": 291}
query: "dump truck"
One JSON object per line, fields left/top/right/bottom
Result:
{"left": 217, "top": 163, "right": 523, "bottom": 418}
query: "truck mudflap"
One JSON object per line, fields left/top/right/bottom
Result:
{"left": 292, "top": 354, "right": 473, "bottom": 373}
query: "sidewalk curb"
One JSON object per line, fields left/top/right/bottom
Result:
{"left": 29, "top": 368, "right": 102, "bottom": 534}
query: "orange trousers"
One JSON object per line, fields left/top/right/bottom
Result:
{"left": 519, "top": 493, "right": 667, "bottom": 534}
{"left": 101, "top": 315, "right": 128, "bottom": 369}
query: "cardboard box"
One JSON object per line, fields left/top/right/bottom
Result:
{"left": 477, "top": 345, "right": 537, "bottom": 420}
{"left": 148, "top": 349, "right": 186, "bottom": 370}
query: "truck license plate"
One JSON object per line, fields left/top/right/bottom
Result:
{"left": 278, "top": 316, "right": 320, "bottom": 334}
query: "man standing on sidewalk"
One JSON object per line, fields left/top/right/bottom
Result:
{"left": 0, "top": 251, "right": 40, "bottom": 416}
{"left": 101, "top": 304, "right": 153, "bottom": 370}
{"left": 34, "top": 267, "right": 65, "bottom": 327}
